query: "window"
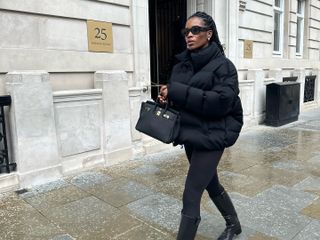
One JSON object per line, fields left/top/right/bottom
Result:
{"left": 273, "top": 0, "right": 284, "bottom": 54}
{"left": 296, "top": 0, "right": 305, "bottom": 55}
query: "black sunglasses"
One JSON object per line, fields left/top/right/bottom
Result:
{"left": 181, "top": 26, "right": 210, "bottom": 36}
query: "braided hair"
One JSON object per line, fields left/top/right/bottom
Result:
{"left": 188, "top": 11, "right": 225, "bottom": 55}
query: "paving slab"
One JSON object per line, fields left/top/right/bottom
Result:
{"left": 293, "top": 176, "right": 320, "bottom": 195}
{"left": 247, "top": 232, "right": 279, "bottom": 240}
{"left": 219, "top": 171, "right": 272, "bottom": 197}
{"left": 113, "top": 224, "right": 173, "bottom": 240}
{"left": 22, "top": 184, "right": 89, "bottom": 212}
{"left": 124, "top": 192, "right": 181, "bottom": 234}
{"left": 255, "top": 185, "right": 318, "bottom": 212}
{"left": 300, "top": 198, "right": 320, "bottom": 219}
{"left": 1, "top": 108, "right": 320, "bottom": 239}
{"left": 0, "top": 194, "right": 64, "bottom": 240}
{"left": 18, "top": 179, "right": 70, "bottom": 198}
{"left": 101, "top": 154, "right": 187, "bottom": 188}
{"left": 69, "top": 171, "right": 113, "bottom": 190}
{"left": 85, "top": 177, "right": 155, "bottom": 207}
{"left": 292, "top": 120, "right": 320, "bottom": 131}
{"left": 291, "top": 220, "right": 320, "bottom": 240}
{"left": 41, "top": 196, "right": 142, "bottom": 240}
{"left": 308, "top": 154, "right": 320, "bottom": 165}
{"left": 149, "top": 175, "right": 185, "bottom": 199}
{"left": 239, "top": 163, "right": 308, "bottom": 188}
{"left": 230, "top": 190, "right": 314, "bottom": 240}
{"left": 237, "top": 128, "right": 299, "bottom": 152}
{"left": 218, "top": 151, "right": 263, "bottom": 173}
{"left": 51, "top": 234, "right": 76, "bottom": 240}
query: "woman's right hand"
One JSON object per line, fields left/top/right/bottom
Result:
{"left": 158, "top": 85, "right": 168, "bottom": 104}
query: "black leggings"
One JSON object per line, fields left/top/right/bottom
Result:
{"left": 182, "top": 144, "right": 225, "bottom": 217}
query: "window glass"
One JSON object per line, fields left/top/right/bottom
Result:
{"left": 296, "top": 0, "right": 304, "bottom": 55}
{"left": 296, "top": 19, "right": 302, "bottom": 53}
{"left": 274, "top": 12, "right": 281, "bottom": 52}
{"left": 297, "top": 0, "right": 302, "bottom": 14}
{"left": 275, "top": 0, "right": 281, "bottom": 7}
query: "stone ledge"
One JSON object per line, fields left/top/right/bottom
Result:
{"left": 0, "top": 173, "right": 19, "bottom": 193}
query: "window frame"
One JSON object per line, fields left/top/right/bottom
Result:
{"left": 296, "top": 0, "right": 305, "bottom": 56}
{"left": 273, "top": 0, "right": 284, "bottom": 56}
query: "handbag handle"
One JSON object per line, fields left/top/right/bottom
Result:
{"left": 154, "top": 99, "right": 170, "bottom": 113}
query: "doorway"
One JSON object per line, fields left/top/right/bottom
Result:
{"left": 148, "top": 0, "right": 187, "bottom": 99}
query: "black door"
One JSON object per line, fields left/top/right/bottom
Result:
{"left": 149, "top": 0, "right": 187, "bottom": 99}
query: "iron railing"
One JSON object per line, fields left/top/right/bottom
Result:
{"left": 0, "top": 95, "right": 16, "bottom": 173}
{"left": 304, "top": 75, "right": 316, "bottom": 102}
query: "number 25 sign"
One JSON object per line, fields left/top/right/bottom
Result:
{"left": 87, "top": 20, "right": 113, "bottom": 52}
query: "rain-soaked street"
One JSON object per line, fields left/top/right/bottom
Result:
{"left": 0, "top": 109, "right": 319, "bottom": 240}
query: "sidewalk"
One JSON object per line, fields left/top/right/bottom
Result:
{"left": 0, "top": 109, "right": 320, "bottom": 240}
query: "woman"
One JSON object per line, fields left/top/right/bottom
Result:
{"left": 158, "top": 12, "right": 243, "bottom": 240}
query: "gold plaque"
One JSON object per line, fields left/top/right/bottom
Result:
{"left": 244, "top": 40, "right": 253, "bottom": 59}
{"left": 87, "top": 20, "right": 113, "bottom": 52}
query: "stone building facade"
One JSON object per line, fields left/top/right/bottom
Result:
{"left": 0, "top": 0, "right": 319, "bottom": 191}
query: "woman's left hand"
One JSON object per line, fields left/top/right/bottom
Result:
{"left": 158, "top": 85, "right": 168, "bottom": 104}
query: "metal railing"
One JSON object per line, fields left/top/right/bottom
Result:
{"left": 0, "top": 95, "right": 16, "bottom": 174}
{"left": 304, "top": 75, "right": 316, "bottom": 103}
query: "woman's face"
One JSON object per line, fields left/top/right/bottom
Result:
{"left": 183, "top": 17, "right": 212, "bottom": 51}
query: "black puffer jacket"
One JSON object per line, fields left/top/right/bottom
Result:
{"left": 167, "top": 42, "right": 243, "bottom": 150}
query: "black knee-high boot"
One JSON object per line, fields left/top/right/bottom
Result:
{"left": 176, "top": 213, "right": 201, "bottom": 240}
{"left": 211, "top": 191, "right": 242, "bottom": 240}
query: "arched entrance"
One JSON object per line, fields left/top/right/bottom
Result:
{"left": 148, "top": 0, "right": 187, "bottom": 99}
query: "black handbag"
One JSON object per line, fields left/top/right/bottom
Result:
{"left": 135, "top": 100, "right": 180, "bottom": 144}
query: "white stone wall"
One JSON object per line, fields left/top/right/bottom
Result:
{"left": 308, "top": 0, "right": 320, "bottom": 60}
{"left": 236, "top": 0, "right": 320, "bottom": 126}
{"left": 238, "top": 0, "right": 273, "bottom": 60}
{"left": 241, "top": 67, "right": 320, "bottom": 129}
{"left": 94, "top": 71, "right": 133, "bottom": 165}
{"left": 237, "top": 0, "right": 320, "bottom": 70}
{"left": 6, "top": 71, "right": 61, "bottom": 188}
{"left": 0, "top": 0, "right": 133, "bottom": 92}
{"left": 131, "top": 0, "right": 151, "bottom": 88}
{"left": 3, "top": 70, "right": 141, "bottom": 189}
{"left": 0, "top": 0, "right": 320, "bottom": 192}
{"left": 0, "top": 0, "right": 165, "bottom": 192}
{"left": 53, "top": 89, "right": 104, "bottom": 173}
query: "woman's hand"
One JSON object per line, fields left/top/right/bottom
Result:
{"left": 158, "top": 85, "right": 168, "bottom": 104}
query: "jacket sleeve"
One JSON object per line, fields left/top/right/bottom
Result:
{"left": 168, "top": 61, "right": 239, "bottom": 118}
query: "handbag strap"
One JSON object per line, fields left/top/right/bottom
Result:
{"left": 155, "top": 99, "right": 169, "bottom": 112}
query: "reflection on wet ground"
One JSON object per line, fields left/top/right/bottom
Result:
{"left": 0, "top": 109, "right": 319, "bottom": 239}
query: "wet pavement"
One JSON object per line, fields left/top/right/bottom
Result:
{"left": 0, "top": 109, "right": 320, "bottom": 240}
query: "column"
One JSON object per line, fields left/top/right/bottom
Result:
{"left": 248, "top": 69, "right": 265, "bottom": 121}
{"left": 293, "top": 68, "right": 306, "bottom": 109}
{"left": 226, "top": 0, "right": 239, "bottom": 65}
{"left": 187, "top": 0, "right": 197, "bottom": 16}
{"left": 5, "top": 71, "right": 61, "bottom": 188}
{"left": 131, "top": 0, "right": 151, "bottom": 90}
{"left": 94, "top": 71, "right": 132, "bottom": 165}
{"left": 211, "top": 0, "right": 227, "bottom": 48}
{"left": 129, "top": 88, "right": 144, "bottom": 158}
